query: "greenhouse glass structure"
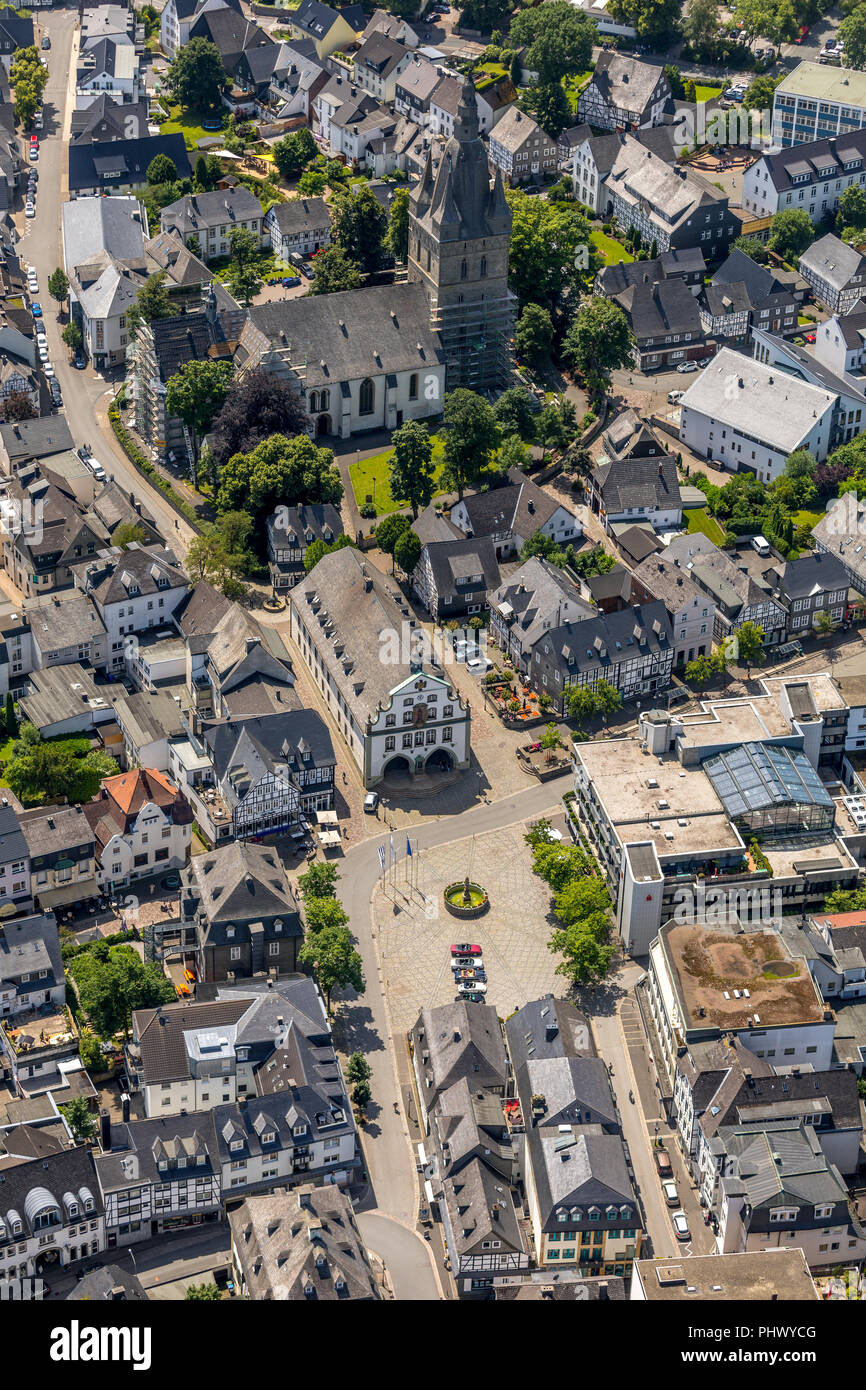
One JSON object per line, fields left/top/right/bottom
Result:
{"left": 702, "top": 742, "right": 835, "bottom": 839}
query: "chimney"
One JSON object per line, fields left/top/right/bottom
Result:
{"left": 99, "top": 1107, "right": 111, "bottom": 1151}
{"left": 121, "top": 1092, "right": 130, "bottom": 1123}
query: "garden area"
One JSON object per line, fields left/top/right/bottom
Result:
{"left": 564, "top": 70, "right": 593, "bottom": 112}
{"left": 156, "top": 103, "right": 225, "bottom": 150}
{"left": 350, "top": 435, "right": 449, "bottom": 515}
{"left": 590, "top": 226, "right": 634, "bottom": 267}
{"left": 483, "top": 670, "right": 547, "bottom": 726}
{"left": 684, "top": 506, "right": 726, "bottom": 544}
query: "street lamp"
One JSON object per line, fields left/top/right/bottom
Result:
{"left": 127, "top": 1247, "right": 137, "bottom": 1273}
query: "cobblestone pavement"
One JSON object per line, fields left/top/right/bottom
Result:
{"left": 372, "top": 819, "right": 560, "bottom": 1034}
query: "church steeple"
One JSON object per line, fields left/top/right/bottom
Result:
{"left": 453, "top": 77, "right": 479, "bottom": 142}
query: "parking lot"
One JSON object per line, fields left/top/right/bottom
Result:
{"left": 372, "top": 819, "right": 561, "bottom": 1034}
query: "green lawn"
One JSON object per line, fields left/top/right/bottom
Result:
{"left": 159, "top": 105, "right": 225, "bottom": 150}
{"left": 694, "top": 84, "right": 723, "bottom": 103}
{"left": 350, "top": 436, "right": 449, "bottom": 515}
{"left": 793, "top": 508, "right": 825, "bottom": 531}
{"left": 564, "top": 71, "right": 593, "bottom": 113}
{"left": 684, "top": 507, "right": 726, "bottom": 544}
{"left": 590, "top": 227, "right": 634, "bottom": 266}
{"left": 475, "top": 61, "right": 507, "bottom": 91}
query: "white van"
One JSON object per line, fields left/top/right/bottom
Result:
{"left": 751, "top": 535, "right": 770, "bottom": 556}
{"left": 86, "top": 456, "right": 107, "bottom": 482}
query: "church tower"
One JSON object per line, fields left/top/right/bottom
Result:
{"left": 407, "top": 79, "right": 514, "bottom": 393}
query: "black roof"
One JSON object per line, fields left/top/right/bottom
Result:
{"left": 773, "top": 551, "right": 849, "bottom": 600}
{"left": 613, "top": 275, "right": 702, "bottom": 343}
{"left": 148, "top": 312, "right": 213, "bottom": 381}
{"left": 204, "top": 709, "right": 336, "bottom": 779}
{"left": 421, "top": 535, "right": 500, "bottom": 600}
{"left": 69, "top": 133, "right": 192, "bottom": 192}
{"left": 760, "top": 128, "right": 866, "bottom": 194}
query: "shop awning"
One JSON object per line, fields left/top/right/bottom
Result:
{"left": 318, "top": 829, "right": 342, "bottom": 847}
{"left": 315, "top": 810, "right": 339, "bottom": 825}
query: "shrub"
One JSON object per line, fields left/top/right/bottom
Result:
{"left": 359, "top": 502, "right": 377, "bottom": 519}
{"left": 108, "top": 405, "right": 199, "bottom": 527}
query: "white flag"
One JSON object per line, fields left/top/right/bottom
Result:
{"left": 390, "top": 833, "right": 395, "bottom": 864}
{"left": 377, "top": 845, "right": 386, "bottom": 873}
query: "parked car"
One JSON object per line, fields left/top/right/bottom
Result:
{"left": 667, "top": 389, "right": 684, "bottom": 404}
{"left": 795, "top": 23, "right": 809, "bottom": 41}
{"left": 662, "top": 1179, "right": 679, "bottom": 1208}
{"left": 654, "top": 1146, "right": 672, "bottom": 1176}
{"left": 29, "top": 149, "right": 38, "bottom": 162}
{"left": 457, "top": 979, "right": 487, "bottom": 995}
{"left": 73, "top": 351, "right": 86, "bottom": 369}
{"left": 41, "top": 35, "right": 50, "bottom": 49}
{"left": 30, "top": 134, "right": 38, "bottom": 146}
{"left": 805, "top": 332, "right": 816, "bottom": 343}
{"left": 451, "top": 956, "right": 479, "bottom": 970}
{"left": 34, "top": 113, "right": 43, "bottom": 130}
{"left": 466, "top": 655, "right": 493, "bottom": 676}
{"left": 455, "top": 968, "right": 485, "bottom": 982}
{"left": 457, "top": 991, "right": 485, "bottom": 1003}
{"left": 363, "top": 791, "right": 379, "bottom": 813}
{"left": 282, "top": 275, "right": 301, "bottom": 287}
{"left": 49, "top": 381, "right": 62, "bottom": 406}
{"left": 25, "top": 204, "right": 34, "bottom": 218}
{"left": 672, "top": 1210, "right": 691, "bottom": 1241}
{"left": 31, "top": 301, "right": 42, "bottom": 317}
{"left": 43, "top": 362, "right": 55, "bottom": 377}
{"left": 451, "top": 943, "right": 481, "bottom": 956}
{"left": 751, "top": 534, "right": 770, "bottom": 556}
{"left": 676, "top": 360, "right": 699, "bottom": 374}
{"left": 38, "top": 344, "right": 48, "bottom": 361}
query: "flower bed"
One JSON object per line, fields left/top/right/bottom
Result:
{"left": 444, "top": 881, "right": 490, "bottom": 919}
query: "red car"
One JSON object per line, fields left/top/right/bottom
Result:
{"left": 30, "top": 134, "right": 38, "bottom": 146}
{"left": 795, "top": 24, "right": 809, "bottom": 42}
{"left": 450, "top": 943, "right": 481, "bottom": 956}
{"left": 805, "top": 332, "right": 816, "bottom": 343}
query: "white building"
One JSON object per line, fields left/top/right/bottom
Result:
{"left": 0, "top": 1149, "right": 105, "bottom": 1286}
{"left": 76, "top": 543, "right": 190, "bottom": 674}
{"left": 773, "top": 61, "right": 866, "bottom": 147}
{"left": 290, "top": 547, "right": 470, "bottom": 787}
{"left": 82, "top": 767, "right": 192, "bottom": 891}
{"left": 679, "top": 347, "right": 837, "bottom": 482}
{"left": 742, "top": 128, "right": 866, "bottom": 222}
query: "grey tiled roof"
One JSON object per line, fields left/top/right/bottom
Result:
{"left": 229, "top": 1186, "right": 380, "bottom": 1300}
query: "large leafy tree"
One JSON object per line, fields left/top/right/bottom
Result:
{"left": 494, "top": 386, "right": 536, "bottom": 439}
{"left": 518, "top": 80, "right": 572, "bottom": 139}
{"left": 510, "top": 2, "right": 596, "bottom": 85}
{"left": 273, "top": 127, "right": 317, "bottom": 181}
{"left": 310, "top": 245, "right": 362, "bottom": 295}
{"left": 299, "top": 923, "right": 365, "bottom": 1012}
{"left": 840, "top": 4, "right": 866, "bottom": 69}
{"left": 10, "top": 46, "right": 48, "bottom": 126}
{"left": 375, "top": 512, "right": 411, "bottom": 572}
{"left": 441, "top": 389, "right": 500, "bottom": 499}
{"left": 165, "top": 359, "right": 233, "bottom": 459}
{"left": 768, "top": 208, "right": 814, "bottom": 261}
{"left": 515, "top": 303, "right": 553, "bottom": 369}
{"left": 394, "top": 528, "right": 421, "bottom": 576}
{"left": 5, "top": 725, "right": 116, "bottom": 806}
{"left": 216, "top": 433, "right": 343, "bottom": 544}
{"left": 225, "top": 226, "right": 264, "bottom": 307}
{"left": 608, "top": 0, "right": 681, "bottom": 40}
{"left": 167, "top": 37, "right": 229, "bottom": 111}
{"left": 506, "top": 191, "right": 599, "bottom": 314}
{"left": 209, "top": 369, "right": 308, "bottom": 468}
{"left": 147, "top": 153, "right": 177, "bottom": 185}
{"left": 48, "top": 268, "right": 69, "bottom": 306}
{"left": 69, "top": 943, "right": 175, "bottom": 1038}
{"left": 127, "top": 271, "right": 172, "bottom": 336}
{"left": 561, "top": 298, "right": 634, "bottom": 395}
{"left": 838, "top": 182, "right": 866, "bottom": 233}
{"left": 389, "top": 419, "right": 435, "bottom": 518}
{"left": 185, "top": 512, "right": 254, "bottom": 596}
{"left": 332, "top": 186, "right": 388, "bottom": 275}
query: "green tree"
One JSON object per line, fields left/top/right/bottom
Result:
{"left": 441, "top": 389, "right": 500, "bottom": 499}
{"left": 61, "top": 1096, "right": 96, "bottom": 1142}
{"left": 310, "top": 244, "right": 362, "bottom": 295}
{"left": 539, "top": 720, "right": 560, "bottom": 764}
{"left": 385, "top": 186, "right": 410, "bottom": 264}
{"left": 686, "top": 652, "right": 715, "bottom": 686}
{"left": 515, "top": 303, "right": 554, "bottom": 369}
{"left": 510, "top": 2, "right": 596, "bottom": 85}
{"left": 69, "top": 943, "right": 175, "bottom": 1038}
{"left": 3, "top": 692, "right": 16, "bottom": 738}
{"left": 768, "top": 208, "right": 814, "bottom": 262}
{"left": 840, "top": 4, "right": 866, "bottom": 69}
{"left": 186, "top": 1283, "right": 221, "bottom": 1301}
{"left": 518, "top": 80, "right": 571, "bottom": 138}
{"left": 506, "top": 191, "right": 599, "bottom": 313}
{"left": 510, "top": 51, "right": 522, "bottom": 87}
{"left": 498, "top": 433, "right": 531, "bottom": 472}
{"left": 299, "top": 923, "right": 365, "bottom": 1012}
{"left": 5, "top": 729, "right": 116, "bottom": 807}
{"left": 785, "top": 448, "right": 817, "bottom": 481}
{"left": 346, "top": 1052, "right": 372, "bottom": 1085}
{"left": 825, "top": 886, "right": 866, "bottom": 913}
{"left": 62, "top": 321, "right": 83, "bottom": 352}
{"left": 664, "top": 64, "right": 685, "bottom": 99}
{"left": 165, "top": 359, "right": 234, "bottom": 459}
{"left": 565, "top": 684, "right": 597, "bottom": 726}
{"left": 734, "top": 620, "right": 766, "bottom": 675}
{"left": 127, "top": 271, "right": 172, "bottom": 336}
{"left": 389, "top": 419, "right": 435, "bottom": 518}
{"left": 549, "top": 922, "right": 616, "bottom": 985}
{"left": 78, "top": 1027, "right": 102, "bottom": 1071}
{"left": 608, "top": 0, "right": 681, "bottom": 41}
{"left": 194, "top": 152, "right": 222, "bottom": 191}
{"left": 299, "top": 168, "right": 328, "bottom": 197}
{"left": 112, "top": 522, "right": 147, "bottom": 549}
{"left": 352, "top": 1078, "right": 371, "bottom": 1111}
{"left": 10, "top": 46, "right": 48, "bottom": 126}
{"left": 147, "top": 153, "right": 177, "bottom": 185}
{"left": 224, "top": 226, "right": 264, "bottom": 307}
{"left": 185, "top": 512, "right": 254, "bottom": 595}
{"left": 273, "top": 127, "right": 317, "bottom": 181}
{"left": 394, "top": 528, "right": 421, "bottom": 576}
{"left": 303, "top": 532, "right": 354, "bottom": 572}
{"left": 298, "top": 861, "right": 340, "bottom": 901}
{"left": 47, "top": 268, "right": 69, "bottom": 306}
{"left": 732, "top": 236, "right": 769, "bottom": 264}
{"left": 375, "top": 512, "right": 411, "bottom": 572}
{"left": 561, "top": 298, "right": 634, "bottom": 395}
{"left": 536, "top": 401, "right": 568, "bottom": 464}
{"left": 814, "top": 608, "right": 838, "bottom": 636}
{"left": 743, "top": 73, "right": 781, "bottom": 111}
{"left": 493, "top": 386, "right": 536, "bottom": 439}
{"left": 593, "top": 679, "right": 623, "bottom": 723}
{"left": 332, "top": 185, "right": 387, "bottom": 275}
{"left": 167, "top": 36, "right": 229, "bottom": 111}
{"left": 838, "top": 181, "right": 866, "bottom": 233}
{"left": 216, "top": 433, "right": 342, "bottom": 543}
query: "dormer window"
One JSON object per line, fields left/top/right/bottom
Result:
{"left": 158, "top": 1158, "right": 168, "bottom": 1172}
{"left": 293, "top": 1123, "right": 307, "bottom": 1137}
{"left": 230, "top": 1137, "right": 244, "bottom": 1152}
{"left": 196, "top": 1153, "right": 205, "bottom": 1166}
{"left": 262, "top": 1130, "right": 277, "bottom": 1145}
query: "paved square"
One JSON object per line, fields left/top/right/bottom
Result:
{"left": 373, "top": 820, "right": 561, "bottom": 1032}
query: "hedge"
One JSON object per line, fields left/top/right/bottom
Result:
{"left": 108, "top": 404, "right": 201, "bottom": 529}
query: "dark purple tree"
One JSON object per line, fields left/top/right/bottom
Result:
{"left": 209, "top": 369, "right": 309, "bottom": 468}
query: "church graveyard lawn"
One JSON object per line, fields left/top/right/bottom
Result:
{"left": 590, "top": 226, "right": 634, "bottom": 266}
{"left": 350, "top": 436, "right": 449, "bottom": 516}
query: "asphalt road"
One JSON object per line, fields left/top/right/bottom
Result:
{"left": 16, "top": 7, "right": 197, "bottom": 560}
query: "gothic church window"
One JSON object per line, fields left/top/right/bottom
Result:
{"left": 359, "top": 378, "right": 375, "bottom": 415}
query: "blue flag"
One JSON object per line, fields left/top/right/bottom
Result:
{"left": 406, "top": 836, "right": 412, "bottom": 857}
